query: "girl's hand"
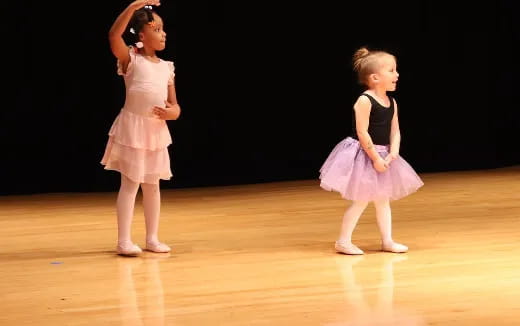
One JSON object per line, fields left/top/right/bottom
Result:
{"left": 384, "top": 152, "right": 399, "bottom": 165}
{"left": 153, "top": 101, "right": 180, "bottom": 120}
{"left": 373, "top": 157, "right": 389, "bottom": 173}
{"left": 130, "top": 0, "right": 161, "bottom": 10}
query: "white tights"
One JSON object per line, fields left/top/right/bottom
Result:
{"left": 116, "top": 175, "right": 162, "bottom": 246}
{"left": 338, "top": 199, "right": 395, "bottom": 246}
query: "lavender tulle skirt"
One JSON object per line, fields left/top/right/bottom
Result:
{"left": 319, "top": 137, "right": 424, "bottom": 201}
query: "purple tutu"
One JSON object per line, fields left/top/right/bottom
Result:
{"left": 319, "top": 137, "right": 424, "bottom": 201}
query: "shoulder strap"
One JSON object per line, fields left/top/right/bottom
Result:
{"left": 360, "top": 93, "right": 375, "bottom": 105}
{"left": 388, "top": 95, "right": 395, "bottom": 109}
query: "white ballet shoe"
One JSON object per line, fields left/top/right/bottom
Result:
{"left": 145, "top": 241, "right": 171, "bottom": 253}
{"left": 382, "top": 242, "right": 408, "bottom": 253}
{"left": 116, "top": 243, "right": 143, "bottom": 256}
{"left": 335, "top": 241, "right": 364, "bottom": 255}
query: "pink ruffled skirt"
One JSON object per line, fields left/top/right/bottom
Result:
{"left": 101, "top": 108, "right": 172, "bottom": 184}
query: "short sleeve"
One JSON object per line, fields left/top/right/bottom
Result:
{"left": 117, "top": 47, "right": 136, "bottom": 76}
{"left": 167, "top": 61, "right": 175, "bottom": 86}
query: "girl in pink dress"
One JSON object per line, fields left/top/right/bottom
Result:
{"left": 102, "top": 0, "right": 181, "bottom": 256}
{"left": 319, "top": 47, "right": 423, "bottom": 255}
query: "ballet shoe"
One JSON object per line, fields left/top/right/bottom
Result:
{"left": 145, "top": 241, "right": 171, "bottom": 253}
{"left": 335, "top": 241, "right": 364, "bottom": 255}
{"left": 116, "top": 242, "right": 143, "bottom": 256}
{"left": 382, "top": 241, "right": 408, "bottom": 253}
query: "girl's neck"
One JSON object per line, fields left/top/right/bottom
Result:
{"left": 366, "top": 87, "right": 388, "bottom": 100}
{"left": 137, "top": 46, "right": 157, "bottom": 58}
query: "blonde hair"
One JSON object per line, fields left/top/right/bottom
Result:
{"left": 352, "top": 47, "right": 395, "bottom": 86}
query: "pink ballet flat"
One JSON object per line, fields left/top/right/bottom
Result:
{"left": 145, "top": 242, "right": 171, "bottom": 253}
{"left": 335, "top": 241, "right": 364, "bottom": 255}
{"left": 116, "top": 243, "right": 143, "bottom": 256}
{"left": 382, "top": 242, "right": 408, "bottom": 253}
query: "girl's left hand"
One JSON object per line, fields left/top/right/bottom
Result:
{"left": 385, "top": 152, "right": 399, "bottom": 165}
{"left": 131, "top": 0, "right": 161, "bottom": 10}
{"left": 152, "top": 101, "right": 180, "bottom": 120}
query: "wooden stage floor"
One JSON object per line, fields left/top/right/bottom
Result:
{"left": 1, "top": 166, "right": 519, "bottom": 325}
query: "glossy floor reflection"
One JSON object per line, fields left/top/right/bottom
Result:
{"left": 326, "top": 255, "right": 425, "bottom": 326}
{"left": 118, "top": 255, "right": 168, "bottom": 326}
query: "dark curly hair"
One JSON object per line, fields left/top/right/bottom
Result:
{"left": 123, "top": 7, "right": 156, "bottom": 46}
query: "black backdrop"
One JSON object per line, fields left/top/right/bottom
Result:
{"left": 1, "top": 1, "right": 519, "bottom": 195}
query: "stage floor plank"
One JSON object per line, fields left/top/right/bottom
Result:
{"left": 1, "top": 166, "right": 519, "bottom": 325}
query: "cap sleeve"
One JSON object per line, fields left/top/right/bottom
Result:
{"left": 167, "top": 61, "right": 175, "bottom": 86}
{"left": 117, "top": 47, "right": 136, "bottom": 76}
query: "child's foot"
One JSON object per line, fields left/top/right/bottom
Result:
{"left": 145, "top": 241, "right": 171, "bottom": 253}
{"left": 335, "top": 241, "right": 364, "bottom": 255}
{"left": 382, "top": 241, "right": 408, "bottom": 253}
{"left": 116, "top": 242, "right": 143, "bottom": 256}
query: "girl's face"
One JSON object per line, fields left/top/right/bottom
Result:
{"left": 139, "top": 13, "right": 167, "bottom": 51}
{"left": 372, "top": 55, "right": 399, "bottom": 91}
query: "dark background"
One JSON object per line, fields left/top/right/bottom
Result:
{"left": 1, "top": 1, "right": 519, "bottom": 195}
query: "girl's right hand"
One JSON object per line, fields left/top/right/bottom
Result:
{"left": 130, "top": 0, "right": 161, "bottom": 9}
{"left": 373, "top": 157, "right": 389, "bottom": 173}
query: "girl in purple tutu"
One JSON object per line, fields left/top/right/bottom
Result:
{"left": 319, "top": 47, "right": 424, "bottom": 255}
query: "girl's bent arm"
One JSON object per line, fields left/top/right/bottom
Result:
{"left": 354, "top": 96, "right": 384, "bottom": 163}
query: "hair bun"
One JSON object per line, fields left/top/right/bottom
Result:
{"left": 352, "top": 47, "right": 370, "bottom": 72}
